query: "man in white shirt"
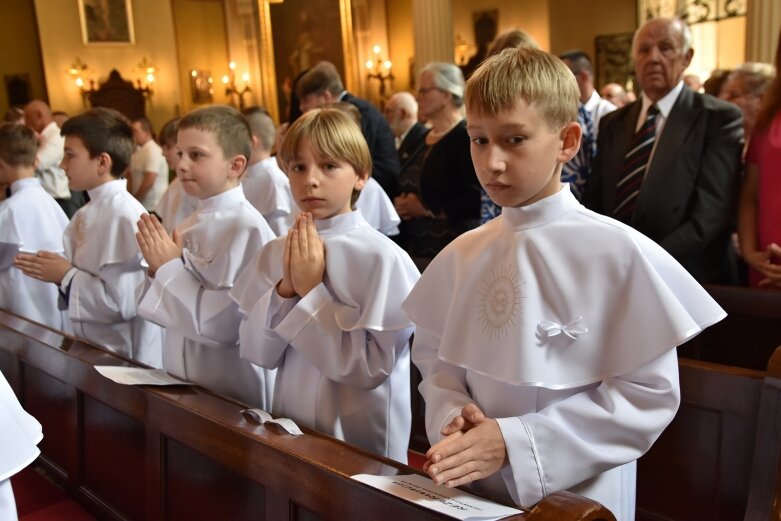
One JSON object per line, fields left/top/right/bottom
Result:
{"left": 559, "top": 51, "right": 617, "bottom": 134}
{"left": 129, "top": 117, "right": 168, "bottom": 211}
{"left": 23, "top": 100, "right": 84, "bottom": 217}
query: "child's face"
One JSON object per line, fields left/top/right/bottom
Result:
{"left": 467, "top": 100, "right": 578, "bottom": 208}
{"left": 287, "top": 138, "right": 367, "bottom": 219}
{"left": 176, "top": 127, "right": 242, "bottom": 199}
{"left": 161, "top": 142, "right": 179, "bottom": 171}
{"left": 60, "top": 136, "right": 110, "bottom": 191}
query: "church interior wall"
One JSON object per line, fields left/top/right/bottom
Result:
{"left": 0, "top": 0, "right": 47, "bottom": 118}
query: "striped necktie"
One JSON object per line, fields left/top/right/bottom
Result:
{"left": 614, "top": 104, "right": 659, "bottom": 223}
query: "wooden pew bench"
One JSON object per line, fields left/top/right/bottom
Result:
{"left": 0, "top": 310, "right": 615, "bottom": 521}
{"left": 636, "top": 347, "right": 781, "bottom": 521}
{"left": 678, "top": 284, "right": 781, "bottom": 370}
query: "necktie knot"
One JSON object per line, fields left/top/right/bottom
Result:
{"left": 646, "top": 104, "right": 659, "bottom": 119}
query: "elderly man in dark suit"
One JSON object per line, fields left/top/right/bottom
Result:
{"left": 383, "top": 91, "right": 428, "bottom": 172}
{"left": 583, "top": 17, "right": 744, "bottom": 284}
{"left": 296, "top": 61, "right": 401, "bottom": 198}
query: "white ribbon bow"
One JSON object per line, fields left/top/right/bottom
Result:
{"left": 537, "top": 316, "right": 588, "bottom": 340}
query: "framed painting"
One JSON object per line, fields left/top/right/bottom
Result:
{"left": 257, "top": 0, "right": 357, "bottom": 123}
{"left": 78, "top": 0, "right": 135, "bottom": 45}
{"left": 595, "top": 32, "right": 635, "bottom": 93}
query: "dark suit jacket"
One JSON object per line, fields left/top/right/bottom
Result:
{"left": 342, "top": 93, "right": 401, "bottom": 197}
{"left": 583, "top": 86, "right": 744, "bottom": 284}
{"left": 397, "top": 121, "right": 429, "bottom": 171}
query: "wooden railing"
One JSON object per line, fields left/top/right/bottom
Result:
{"left": 0, "top": 310, "right": 615, "bottom": 521}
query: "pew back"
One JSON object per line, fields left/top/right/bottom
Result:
{"left": 636, "top": 347, "right": 781, "bottom": 521}
{"left": 0, "top": 310, "right": 615, "bottom": 521}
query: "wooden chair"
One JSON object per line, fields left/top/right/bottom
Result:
{"left": 87, "top": 69, "right": 146, "bottom": 121}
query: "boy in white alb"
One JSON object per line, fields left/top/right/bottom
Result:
{"left": 153, "top": 118, "right": 198, "bottom": 233}
{"left": 0, "top": 371, "right": 42, "bottom": 521}
{"left": 402, "top": 48, "right": 726, "bottom": 519}
{"left": 230, "top": 108, "right": 419, "bottom": 462}
{"left": 15, "top": 108, "right": 164, "bottom": 368}
{"left": 241, "top": 107, "right": 297, "bottom": 236}
{"left": 0, "top": 123, "right": 69, "bottom": 330}
{"left": 354, "top": 176, "right": 401, "bottom": 236}
{"left": 129, "top": 117, "right": 169, "bottom": 211}
{"left": 136, "top": 106, "right": 276, "bottom": 408}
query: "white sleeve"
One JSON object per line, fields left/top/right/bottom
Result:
{"left": 68, "top": 260, "right": 145, "bottom": 325}
{"left": 496, "top": 348, "right": 680, "bottom": 508}
{"left": 36, "top": 134, "right": 63, "bottom": 171}
{"left": 271, "top": 283, "right": 411, "bottom": 389}
{"left": 141, "top": 147, "right": 161, "bottom": 174}
{"left": 411, "top": 326, "right": 476, "bottom": 444}
{"left": 238, "top": 287, "right": 298, "bottom": 369}
{"left": 138, "top": 258, "right": 241, "bottom": 347}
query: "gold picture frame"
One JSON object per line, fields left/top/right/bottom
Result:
{"left": 78, "top": 0, "right": 136, "bottom": 46}
{"left": 257, "top": 0, "right": 357, "bottom": 124}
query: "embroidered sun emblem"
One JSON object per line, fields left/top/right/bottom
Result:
{"left": 477, "top": 267, "right": 522, "bottom": 339}
{"left": 71, "top": 214, "right": 86, "bottom": 252}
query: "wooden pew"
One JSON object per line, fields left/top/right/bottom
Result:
{"left": 678, "top": 284, "right": 781, "bottom": 370}
{"left": 636, "top": 347, "right": 781, "bottom": 521}
{"left": 0, "top": 310, "right": 615, "bottom": 521}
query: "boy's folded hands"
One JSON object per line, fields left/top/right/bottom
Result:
{"left": 136, "top": 213, "right": 183, "bottom": 277}
{"left": 278, "top": 212, "right": 325, "bottom": 298}
{"left": 424, "top": 403, "right": 508, "bottom": 488}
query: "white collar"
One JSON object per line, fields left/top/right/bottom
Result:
{"left": 196, "top": 185, "right": 245, "bottom": 212}
{"left": 40, "top": 121, "right": 59, "bottom": 137}
{"left": 500, "top": 185, "right": 579, "bottom": 231}
{"left": 642, "top": 80, "right": 684, "bottom": 119}
{"left": 583, "top": 90, "right": 602, "bottom": 112}
{"left": 10, "top": 177, "right": 41, "bottom": 195}
{"left": 87, "top": 179, "right": 127, "bottom": 201}
{"left": 314, "top": 210, "right": 366, "bottom": 236}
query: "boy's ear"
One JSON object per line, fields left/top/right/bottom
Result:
{"left": 228, "top": 154, "right": 248, "bottom": 179}
{"left": 558, "top": 122, "right": 582, "bottom": 164}
{"left": 97, "top": 152, "right": 113, "bottom": 175}
{"left": 353, "top": 169, "right": 369, "bottom": 191}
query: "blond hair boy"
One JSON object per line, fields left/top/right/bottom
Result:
{"left": 231, "top": 108, "right": 419, "bottom": 462}
{"left": 402, "top": 47, "right": 725, "bottom": 518}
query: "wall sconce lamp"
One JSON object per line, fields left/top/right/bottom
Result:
{"left": 365, "top": 45, "right": 394, "bottom": 105}
{"left": 223, "top": 61, "right": 251, "bottom": 109}
{"left": 68, "top": 57, "right": 97, "bottom": 104}
{"left": 134, "top": 57, "right": 156, "bottom": 99}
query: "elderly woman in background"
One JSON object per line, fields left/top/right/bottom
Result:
{"left": 720, "top": 62, "right": 775, "bottom": 142}
{"left": 393, "top": 62, "right": 481, "bottom": 262}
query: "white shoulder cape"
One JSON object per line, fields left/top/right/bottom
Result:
{"left": 232, "top": 210, "right": 419, "bottom": 331}
{"left": 402, "top": 186, "right": 725, "bottom": 389}
{"left": 179, "top": 186, "right": 275, "bottom": 290}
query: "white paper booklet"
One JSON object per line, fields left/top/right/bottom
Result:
{"left": 241, "top": 408, "right": 304, "bottom": 436}
{"left": 351, "top": 473, "right": 523, "bottom": 520}
{"left": 95, "top": 366, "right": 193, "bottom": 386}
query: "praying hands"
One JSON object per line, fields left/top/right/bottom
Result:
{"left": 136, "top": 213, "right": 183, "bottom": 277}
{"left": 15, "top": 251, "right": 73, "bottom": 284}
{"left": 424, "top": 404, "right": 507, "bottom": 488}
{"left": 276, "top": 212, "right": 325, "bottom": 299}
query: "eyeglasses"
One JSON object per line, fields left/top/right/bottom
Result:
{"left": 417, "top": 86, "right": 443, "bottom": 95}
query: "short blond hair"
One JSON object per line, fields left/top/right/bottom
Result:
{"left": 278, "top": 108, "right": 371, "bottom": 206}
{"left": 465, "top": 46, "right": 579, "bottom": 130}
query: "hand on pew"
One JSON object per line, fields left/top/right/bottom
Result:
{"left": 424, "top": 403, "right": 508, "bottom": 488}
{"left": 15, "top": 250, "right": 72, "bottom": 284}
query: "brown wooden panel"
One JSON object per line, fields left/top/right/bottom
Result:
{"left": 23, "top": 365, "right": 71, "bottom": 474}
{"left": 292, "top": 503, "right": 326, "bottom": 521}
{"left": 636, "top": 359, "right": 763, "bottom": 521}
{"left": 82, "top": 395, "right": 146, "bottom": 520}
{"left": 0, "top": 349, "right": 12, "bottom": 382}
{"left": 679, "top": 285, "right": 781, "bottom": 370}
{"left": 164, "top": 439, "right": 265, "bottom": 521}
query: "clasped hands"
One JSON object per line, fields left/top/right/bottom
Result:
{"left": 276, "top": 213, "right": 325, "bottom": 299}
{"left": 744, "top": 242, "right": 781, "bottom": 288}
{"left": 424, "top": 403, "right": 507, "bottom": 488}
{"left": 136, "top": 213, "right": 183, "bottom": 277}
